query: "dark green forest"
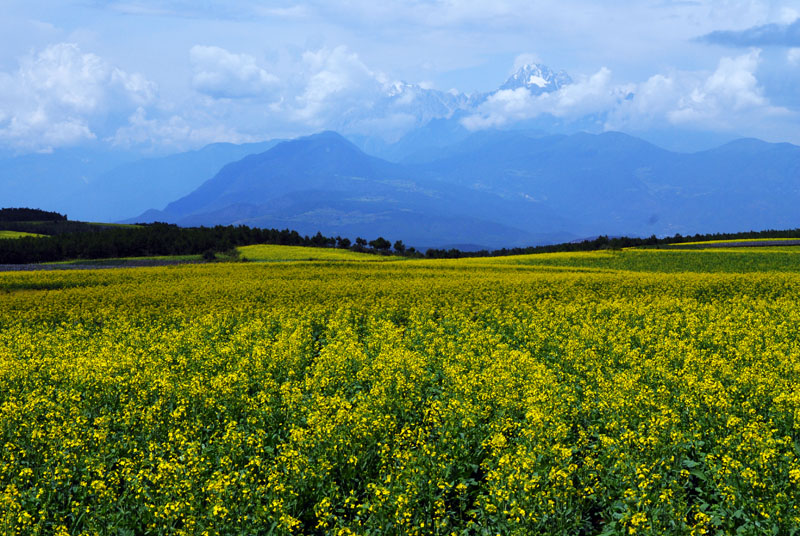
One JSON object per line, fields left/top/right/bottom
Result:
{"left": 0, "top": 222, "right": 349, "bottom": 264}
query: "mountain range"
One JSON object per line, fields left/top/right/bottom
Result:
{"left": 129, "top": 130, "right": 800, "bottom": 249}
{"left": 0, "top": 62, "right": 572, "bottom": 222}
{"left": 1, "top": 62, "right": 798, "bottom": 249}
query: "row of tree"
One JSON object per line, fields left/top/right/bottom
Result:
{"left": 0, "top": 222, "right": 415, "bottom": 264}
{"left": 423, "top": 230, "right": 800, "bottom": 258}
{"left": 2, "top": 206, "right": 799, "bottom": 264}
{"left": 0, "top": 207, "right": 67, "bottom": 222}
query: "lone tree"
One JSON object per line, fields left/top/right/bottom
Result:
{"left": 369, "top": 237, "right": 391, "bottom": 251}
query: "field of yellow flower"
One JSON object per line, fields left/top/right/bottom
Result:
{"left": 1, "top": 246, "right": 800, "bottom": 535}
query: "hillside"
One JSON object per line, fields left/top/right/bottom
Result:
{"left": 133, "top": 130, "right": 800, "bottom": 249}
{"left": 133, "top": 131, "right": 571, "bottom": 248}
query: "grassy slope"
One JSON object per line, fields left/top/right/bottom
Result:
{"left": 33, "top": 245, "right": 385, "bottom": 266}
{"left": 675, "top": 237, "right": 800, "bottom": 246}
{"left": 465, "top": 246, "right": 800, "bottom": 273}
{"left": 14, "top": 239, "right": 800, "bottom": 272}
{"left": 238, "top": 244, "right": 399, "bottom": 262}
{"left": 0, "top": 231, "right": 45, "bottom": 239}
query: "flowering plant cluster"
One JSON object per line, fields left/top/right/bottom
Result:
{"left": 1, "top": 247, "right": 799, "bottom": 534}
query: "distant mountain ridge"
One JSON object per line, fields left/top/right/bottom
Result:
{"left": 72, "top": 140, "right": 282, "bottom": 222}
{"left": 131, "top": 130, "right": 800, "bottom": 249}
{"left": 135, "top": 131, "right": 570, "bottom": 248}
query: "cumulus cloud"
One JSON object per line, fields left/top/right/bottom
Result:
{"left": 603, "top": 73, "right": 683, "bottom": 131}
{"left": 121, "top": 44, "right": 426, "bottom": 149}
{"left": 462, "top": 67, "right": 625, "bottom": 130}
{"left": 0, "top": 43, "right": 156, "bottom": 152}
{"left": 285, "top": 46, "right": 473, "bottom": 139}
{"left": 667, "top": 50, "right": 783, "bottom": 126}
{"left": 190, "top": 45, "right": 278, "bottom": 99}
{"left": 111, "top": 107, "right": 255, "bottom": 151}
{"left": 4, "top": 35, "right": 795, "bottom": 155}
{"left": 608, "top": 50, "right": 789, "bottom": 132}
{"left": 700, "top": 18, "right": 800, "bottom": 47}
{"left": 292, "top": 46, "right": 385, "bottom": 126}
{"left": 463, "top": 49, "right": 789, "bottom": 137}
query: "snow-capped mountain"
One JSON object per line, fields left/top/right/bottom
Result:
{"left": 344, "top": 63, "right": 574, "bottom": 151}
{"left": 382, "top": 81, "right": 470, "bottom": 123}
{"left": 374, "top": 63, "right": 572, "bottom": 122}
{"left": 498, "top": 64, "right": 572, "bottom": 94}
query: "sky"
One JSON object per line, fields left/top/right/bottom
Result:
{"left": 2, "top": 0, "right": 800, "bottom": 155}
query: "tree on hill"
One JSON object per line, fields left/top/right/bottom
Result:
{"left": 369, "top": 237, "right": 391, "bottom": 252}
{"left": 311, "top": 231, "right": 330, "bottom": 247}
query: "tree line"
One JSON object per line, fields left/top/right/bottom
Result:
{"left": 0, "top": 222, "right": 416, "bottom": 264}
{"left": 0, "top": 207, "right": 67, "bottom": 222}
{"left": 422, "top": 229, "right": 800, "bottom": 258}
{"left": 2, "top": 206, "right": 799, "bottom": 263}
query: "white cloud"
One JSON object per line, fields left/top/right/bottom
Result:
{"left": 512, "top": 53, "right": 542, "bottom": 72}
{"left": 668, "top": 50, "right": 781, "bottom": 126}
{"left": 463, "top": 49, "right": 791, "bottom": 138}
{"left": 462, "top": 67, "right": 622, "bottom": 130}
{"left": 604, "top": 73, "right": 682, "bottom": 130}
{"left": 787, "top": 47, "right": 800, "bottom": 65}
{"left": 0, "top": 114, "right": 95, "bottom": 149}
{"left": 0, "top": 43, "right": 156, "bottom": 152}
{"left": 112, "top": 69, "right": 157, "bottom": 105}
{"left": 111, "top": 107, "right": 255, "bottom": 151}
{"left": 118, "top": 44, "right": 424, "bottom": 149}
{"left": 292, "top": 46, "right": 385, "bottom": 126}
{"left": 190, "top": 45, "right": 278, "bottom": 99}
{"left": 606, "top": 49, "right": 793, "bottom": 138}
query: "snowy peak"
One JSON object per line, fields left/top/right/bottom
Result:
{"left": 377, "top": 80, "right": 470, "bottom": 126}
{"left": 384, "top": 80, "right": 467, "bottom": 106}
{"left": 500, "top": 64, "right": 572, "bottom": 94}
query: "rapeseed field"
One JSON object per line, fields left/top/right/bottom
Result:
{"left": 1, "top": 247, "right": 799, "bottom": 535}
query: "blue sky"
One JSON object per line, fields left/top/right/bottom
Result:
{"left": 2, "top": 0, "right": 800, "bottom": 154}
